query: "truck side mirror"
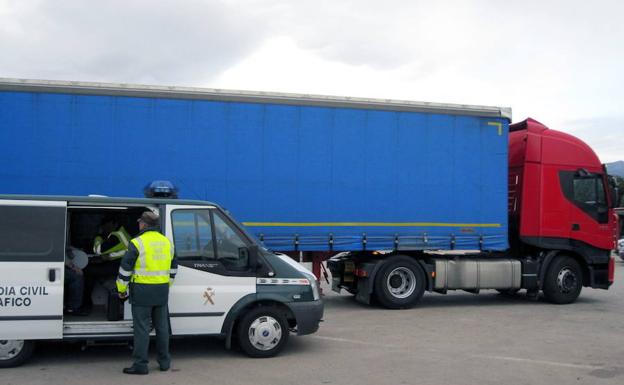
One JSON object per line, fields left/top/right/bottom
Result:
{"left": 607, "top": 175, "right": 621, "bottom": 208}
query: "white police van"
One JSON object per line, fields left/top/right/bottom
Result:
{"left": 0, "top": 195, "right": 323, "bottom": 367}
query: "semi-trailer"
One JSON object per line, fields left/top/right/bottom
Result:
{"left": 0, "top": 78, "right": 619, "bottom": 309}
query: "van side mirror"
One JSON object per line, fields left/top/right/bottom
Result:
{"left": 244, "top": 245, "right": 260, "bottom": 270}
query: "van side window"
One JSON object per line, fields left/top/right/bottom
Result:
{"left": 213, "top": 212, "right": 249, "bottom": 270}
{"left": 171, "top": 210, "right": 215, "bottom": 260}
{"left": 0, "top": 205, "right": 66, "bottom": 262}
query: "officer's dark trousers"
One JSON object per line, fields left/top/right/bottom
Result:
{"left": 131, "top": 304, "right": 171, "bottom": 370}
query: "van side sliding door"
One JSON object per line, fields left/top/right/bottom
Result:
{"left": 0, "top": 200, "right": 66, "bottom": 340}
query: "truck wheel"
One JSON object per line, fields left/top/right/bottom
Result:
{"left": 374, "top": 256, "right": 426, "bottom": 309}
{"left": 237, "top": 307, "right": 289, "bottom": 358}
{"left": 543, "top": 255, "right": 583, "bottom": 304}
{"left": 0, "top": 340, "right": 35, "bottom": 368}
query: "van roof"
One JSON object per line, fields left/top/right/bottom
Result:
{"left": 0, "top": 194, "right": 217, "bottom": 207}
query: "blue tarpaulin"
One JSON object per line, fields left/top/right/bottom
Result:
{"left": 0, "top": 87, "right": 509, "bottom": 251}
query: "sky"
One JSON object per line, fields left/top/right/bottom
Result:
{"left": 0, "top": 0, "right": 622, "bottom": 162}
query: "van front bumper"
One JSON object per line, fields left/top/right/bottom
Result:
{"left": 287, "top": 299, "right": 324, "bottom": 335}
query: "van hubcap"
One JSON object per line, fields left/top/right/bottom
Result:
{"left": 248, "top": 316, "right": 282, "bottom": 351}
{"left": 557, "top": 268, "right": 578, "bottom": 293}
{"left": 0, "top": 340, "right": 24, "bottom": 361}
{"left": 387, "top": 267, "right": 416, "bottom": 299}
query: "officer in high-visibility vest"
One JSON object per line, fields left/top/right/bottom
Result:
{"left": 84, "top": 217, "right": 132, "bottom": 310}
{"left": 116, "top": 211, "right": 177, "bottom": 375}
{"left": 93, "top": 220, "right": 132, "bottom": 260}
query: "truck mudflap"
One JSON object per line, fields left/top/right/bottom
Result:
{"left": 287, "top": 300, "right": 324, "bottom": 335}
{"left": 588, "top": 261, "right": 613, "bottom": 289}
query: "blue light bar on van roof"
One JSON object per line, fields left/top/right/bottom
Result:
{"left": 144, "top": 180, "right": 178, "bottom": 199}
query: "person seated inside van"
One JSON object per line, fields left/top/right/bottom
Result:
{"left": 83, "top": 217, "right": 132, "bottom": 311}
{"left": 64, "top": 248, "right": 88, "bottom": 316}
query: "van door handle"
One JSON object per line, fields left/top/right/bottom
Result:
{"left": 572, "top": 224, "right": 580, "bottom": 231}
{"left": 48, "top": 268, "right": 56, "bottom": 282}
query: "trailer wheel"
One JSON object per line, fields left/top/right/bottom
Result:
{"left": 374, "top": 256, "right": 426, "bottom": 309}
{"left": 543, "top": 255, "right": 583, "bottom": 304}
{"left": 237, "top": 307, "right": 289, "bottom": 358}
{"left": 0, "top": 340, "right": 35, "bottom": 368}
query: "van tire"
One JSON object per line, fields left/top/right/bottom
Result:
{"left": 0, "top": 340, "right": 35, "bottom": 368}
{"left": 373, "top": 256, "right": 426, "bottom": 309}
{"left": 237, "top": 307, "right": 289, "bottom": 358}
{"left": 543, "top": 255, "right": 583, "bottom": 304}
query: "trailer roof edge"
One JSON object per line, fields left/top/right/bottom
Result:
{"left": 0, "top": 77, "right": 512, "bottom": 120}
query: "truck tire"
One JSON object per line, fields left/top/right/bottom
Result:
{"left": 237, "top": 307, "right": 289, "bottom": 358}
{"left": 373, "top": 256, "right": 426, "bottom": 309}
{"left": 0, "top": 340, "right": 35, "bottom": 368}
{"left": 543, "top": 255, "right": 583, "bottom": 304}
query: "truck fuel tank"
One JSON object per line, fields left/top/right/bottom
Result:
{"left": 433, "top": 258, "right": 521, "bottom": 290}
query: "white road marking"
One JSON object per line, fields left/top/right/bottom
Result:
{"left": 312, "top": 335, "right": 606, "bottom": 371}
{"left": 310, "top": 335, "right": 401, "bottom": 349}
{"left": 473, "top": 355, "right": 604, "bottom": 370}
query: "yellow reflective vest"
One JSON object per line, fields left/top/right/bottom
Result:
{"left": 116, "top": 230, "right": 173, "bottom": 293}
{"left": 93, "top": 226, "right": 132, "bottom": 259}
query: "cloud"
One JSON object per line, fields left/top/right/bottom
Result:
{"left": 0, "top": 0, "right": 270, "bottom": 84}
{"left": 562, "top": 117, "right": 624, "bottom": 163}
{"left": 1, "top": 0, "right": 622, "bottom": 162}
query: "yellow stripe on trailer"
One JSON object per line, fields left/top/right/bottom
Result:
{"left": 242, "top": 222, "right": 501, "bottom": 228}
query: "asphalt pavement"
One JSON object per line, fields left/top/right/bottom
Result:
{"left": 3, "top": 259, "right": 624, "bottom": 385}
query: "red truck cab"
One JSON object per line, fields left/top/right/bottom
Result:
{"left": 509, "top": 118, "right": 616, "bottom": 290}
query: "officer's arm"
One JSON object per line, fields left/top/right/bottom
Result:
{"left": 169, "top": 245, "right": 178, "bottom": 286}
{"left": 116, "top": 242, "right": 139, "bottom": 294}
{"left": 93, "top": 235, "right": 104, "bottom": 254}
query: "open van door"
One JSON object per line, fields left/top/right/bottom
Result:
{"left": 0, "top": 200, "right": 66, "bottom": 340}
{"left": 164, "top": 204, "right": 257, "bottom": 335}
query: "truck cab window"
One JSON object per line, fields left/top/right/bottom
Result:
{"left": 560, "top": 171, "right": 609, "bottom": 223}
{"left": 171, "top": 210, "right": 215, "bottom": 260}
{"left": 213, "top": 212, "right": 249, "bottom": 270}
{"left": 573, "top": 177, "right": 606, "bottom": 206}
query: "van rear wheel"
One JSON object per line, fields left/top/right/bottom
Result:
{"left": 0, "top": 340, "right": 35, "bottom": 368}
{"left": 237, "top": 307, "right": 289, "bottom": 358}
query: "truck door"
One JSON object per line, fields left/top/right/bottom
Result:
{"left": 164, "top": 205, "right": 257, "bottom": 335}
{"left": 560, "top": 171, "right": 613, "bottom": 250}
{"left": 0, "top": 200, "right": 66, "bottom": 340}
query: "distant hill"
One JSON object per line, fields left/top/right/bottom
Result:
{"left": 606, "top": 161, "right": 624, "bottom": 177}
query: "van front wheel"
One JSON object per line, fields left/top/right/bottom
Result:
{"left": 237, "top": 307, "right": 289, "bottom": 358}
{"left": 0, "top": 340, "right": 35, "bottom": 368}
